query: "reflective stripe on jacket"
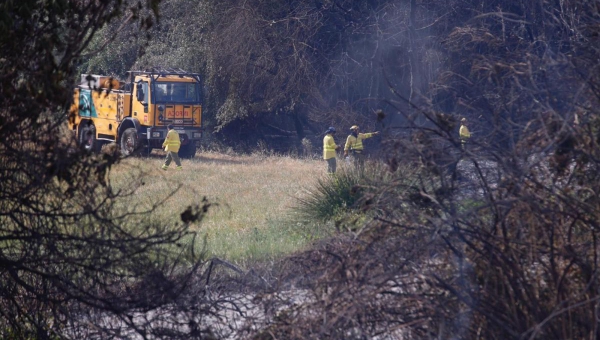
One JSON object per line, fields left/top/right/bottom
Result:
{"left": 344, "top": 133, "right": 374, "bottom": 152}
{"left": 323, "top": 134, "right": 337, "bottom": 160}
{"left": 163, "top": 129, "right": 181, "bottom": 152}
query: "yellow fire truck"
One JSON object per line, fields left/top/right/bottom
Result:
{"left": 69, "top": 68, "right": 203, "bottom": 158}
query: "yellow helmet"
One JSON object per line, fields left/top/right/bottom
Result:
{"left": 350, "top": 125, "right": 359, "bottom": 130}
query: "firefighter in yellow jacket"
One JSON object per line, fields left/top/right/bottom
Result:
{"left": 323, "top": 126, "right": 341, "bottom": 174}
{"left": 459, "top": 118, "right": 471, "bottom": 150}
{"left": 343, "top": 125, "right": 379, "bottom": 169}
{"left": 161, "top": 124, "right": 182, "bottom": 170}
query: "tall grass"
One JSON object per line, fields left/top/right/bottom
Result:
{"left": 108, "top": 151, "right": 334, "bottom": 264}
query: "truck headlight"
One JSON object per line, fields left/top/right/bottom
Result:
{"left": 152, "top": 131, "right": 162, "bottom": 138}
{"left": 192, "top": 132, "right": 202, "bottom": 138}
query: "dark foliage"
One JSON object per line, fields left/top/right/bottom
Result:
{"left": 242, "top": 0, "right": 600, "bottom": 339}
{"left": 0, "top": 1, "right": 236, "bottom": 338}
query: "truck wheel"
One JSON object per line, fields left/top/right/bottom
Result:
{"left": 79, "top": 124, "right": 97, "bottom": 152}
{"left": 178, "top": 142, "right": 196, "bottom": 159}
{"left": 120, "top": 128, "right": 140, "bottom": 157}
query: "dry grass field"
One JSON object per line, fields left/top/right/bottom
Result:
{"left": 108, "top": 150, "right": 334, "bottom": 264}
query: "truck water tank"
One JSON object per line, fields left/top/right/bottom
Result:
{"left": 101, "top": 77, "right": 120, "bottom": 90}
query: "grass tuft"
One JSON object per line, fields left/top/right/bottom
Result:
{"left": 293, "top": 163, "right": 386, "bottom": 222}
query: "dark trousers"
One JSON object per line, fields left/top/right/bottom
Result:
{"left": 326, "top": 157, "right": 337, "bottom": 173}
{"left": 164, "top": 151, "right": 181, "bottom": 167}
{"left": 352, "top": 151, "right": 365, "bottom": 171}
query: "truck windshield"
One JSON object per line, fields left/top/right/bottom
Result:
{"left": 152, "top": 82, "right": 200, "bottom": 104}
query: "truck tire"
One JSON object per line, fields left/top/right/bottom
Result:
{"left": 79, "top": 124, "right": 97, "bottom": 152}
{"left": 120, "top": 128, "right": 141, "bottom": 157}
{"left": 178, "top": 142, "right": 197, "bottom": 159}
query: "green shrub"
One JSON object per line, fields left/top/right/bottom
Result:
{"left": 294, "top": 168, "right": 361, "bottom": 221}
{"left": 294, "top": 162, "right": 396, "bottom": 222}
